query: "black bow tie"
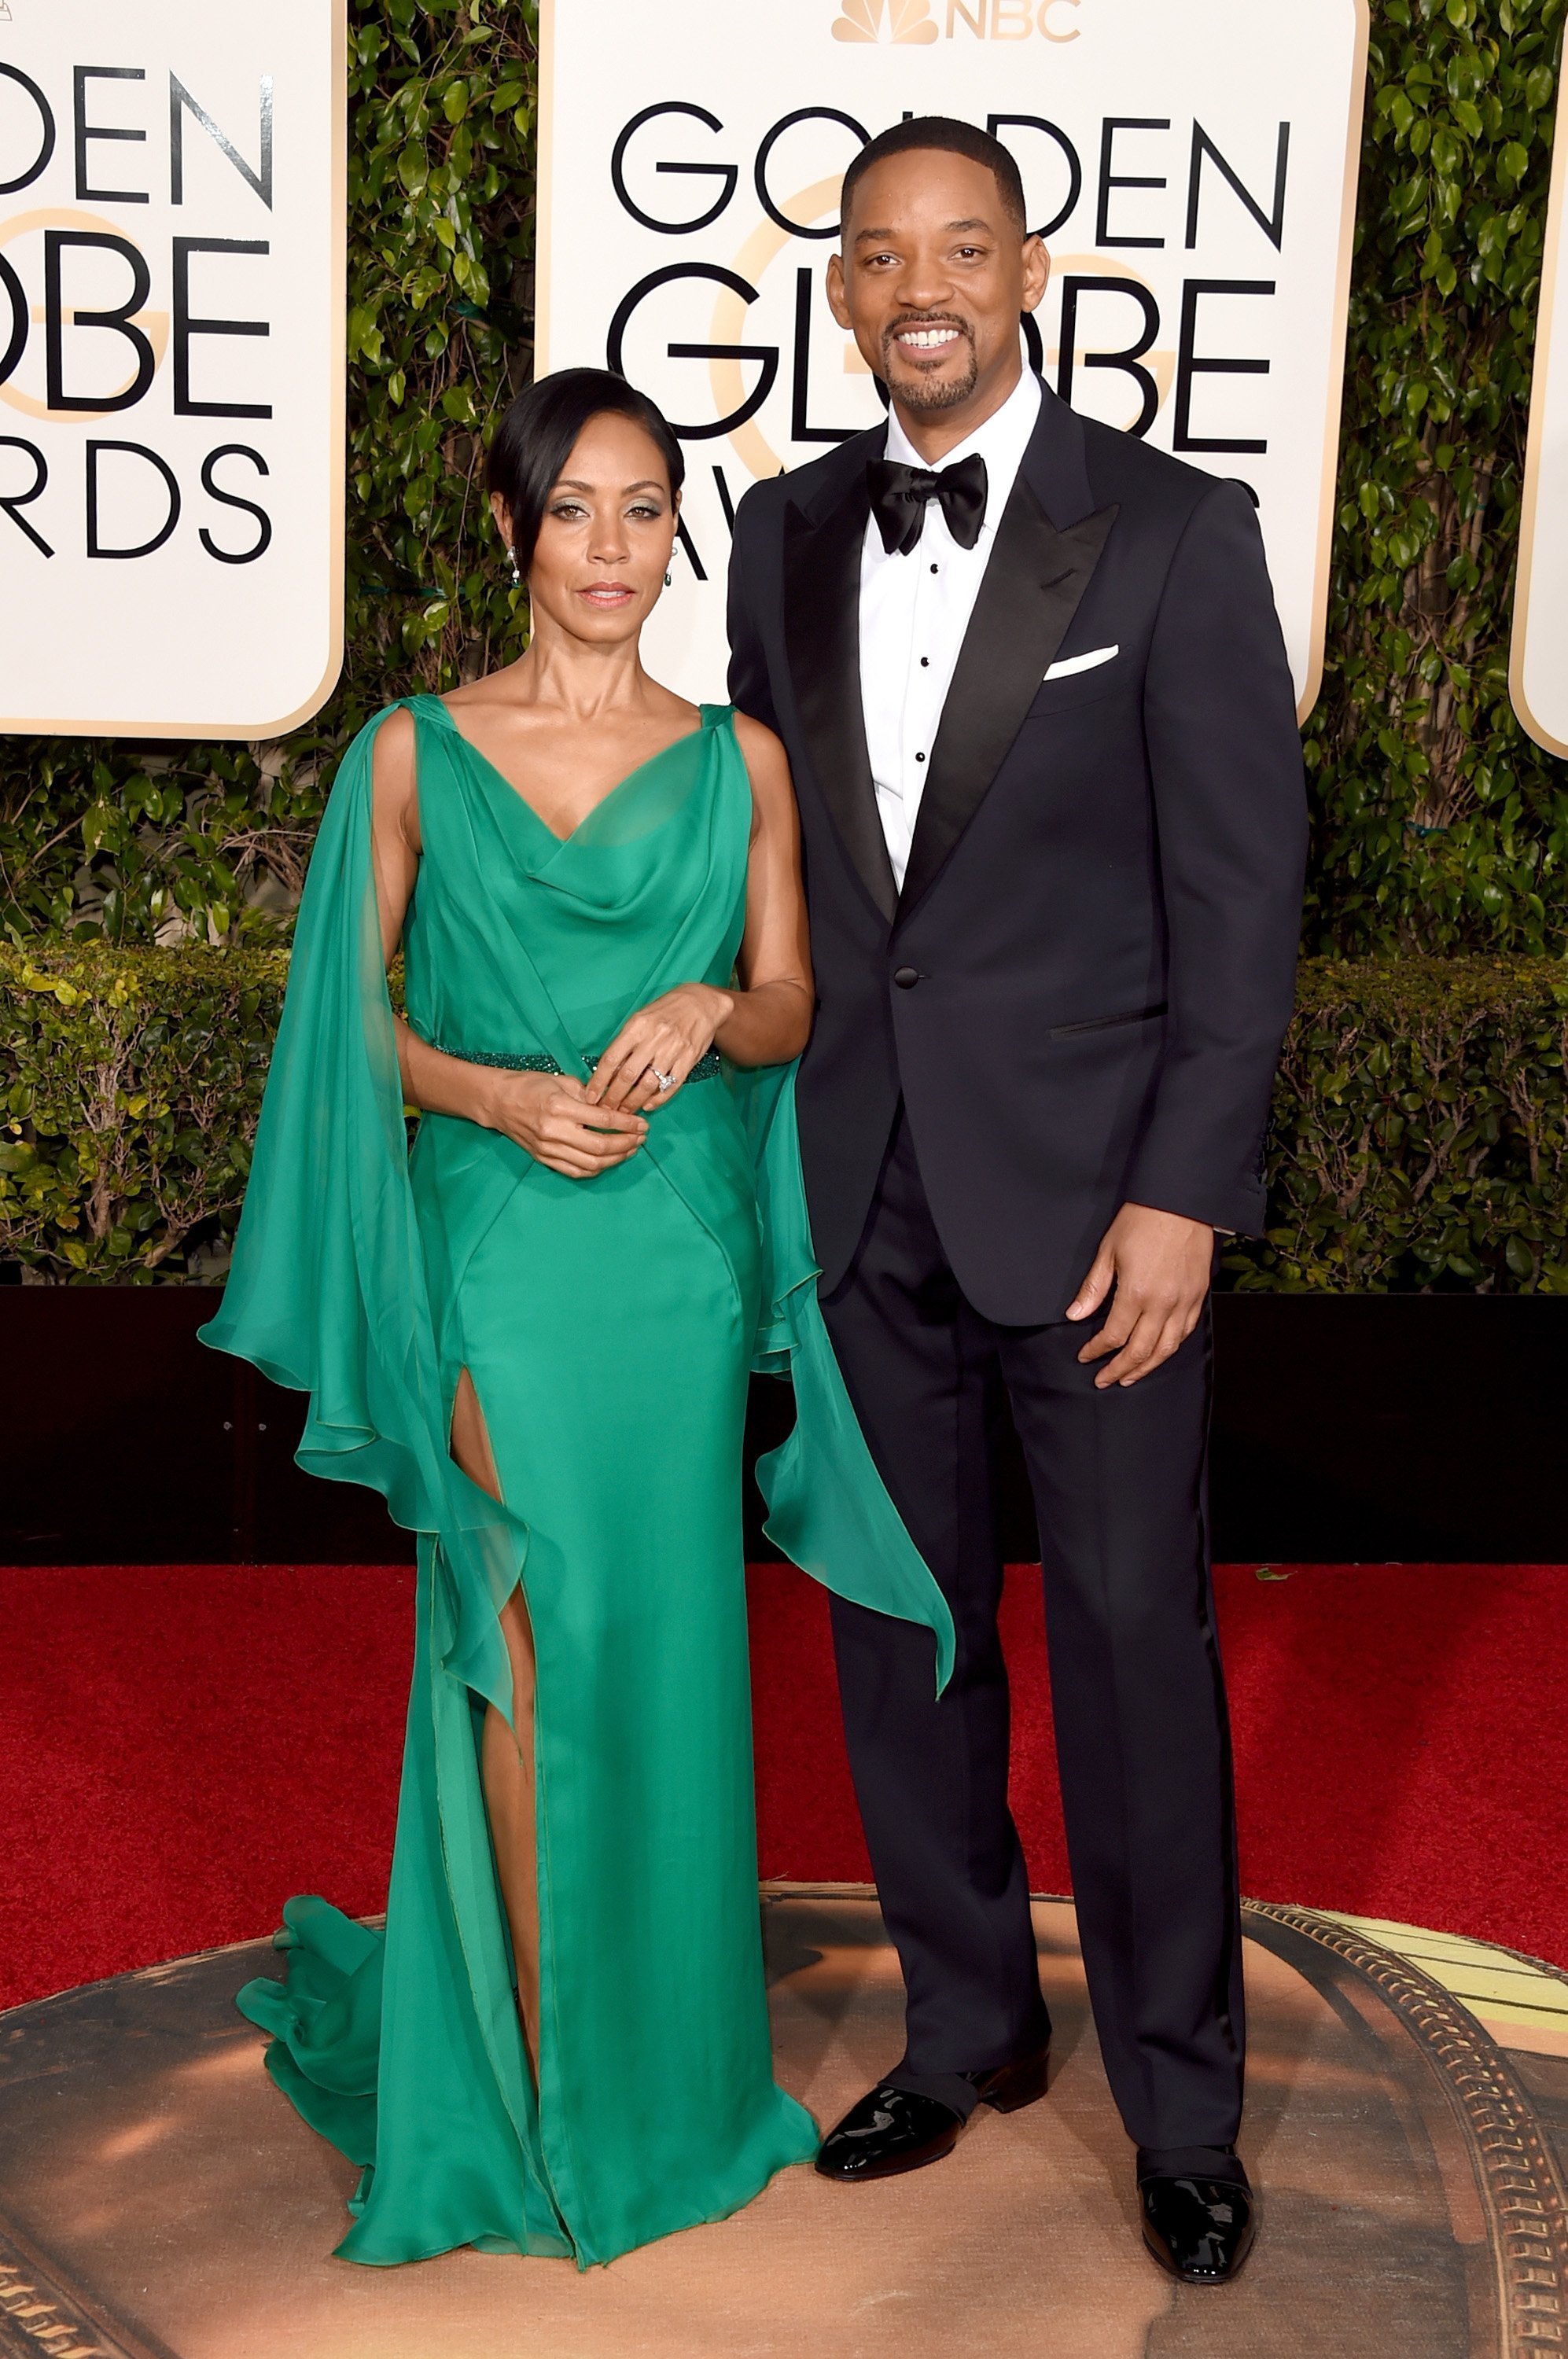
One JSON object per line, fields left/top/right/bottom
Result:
{"left": 867, "top": 451, "right": 988, "bottom": 557}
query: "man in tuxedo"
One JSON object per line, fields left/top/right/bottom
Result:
{"left": 727, "top": 116, "right": 1305, "bottom": 2282}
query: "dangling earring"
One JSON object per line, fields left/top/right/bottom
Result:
{"left": 507, "top": 546, "right": 521, "bottom": 587}
{"left": 664, "top": 569, "right": 672, "bottom": 587}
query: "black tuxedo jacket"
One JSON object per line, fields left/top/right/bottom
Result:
{"left": 727, "top": 377, "right": 1308, "bottom": 1324}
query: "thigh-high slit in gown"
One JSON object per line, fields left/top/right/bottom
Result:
{"left": 200, "top": 697, "right": 952, "bottom": 2269}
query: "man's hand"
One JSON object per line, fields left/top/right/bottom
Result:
{"left": 1066, "top": 1203, "right": 1216, "bottom": 1388}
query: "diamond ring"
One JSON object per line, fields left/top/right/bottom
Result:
{"left": 653, "top": 1068, "right": 675, "bottom": 1091}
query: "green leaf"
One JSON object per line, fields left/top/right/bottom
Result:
{"left": 1504, "top": 1235, "right": 1534, "bottom": 1280}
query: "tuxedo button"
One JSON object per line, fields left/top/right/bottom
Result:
{"left": 893, "top": 966, "right": 921, "bottom": 990}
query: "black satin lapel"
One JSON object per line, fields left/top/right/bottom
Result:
{"left": 784, "top": 488, "right": 898, "bottom": 926}
{"left": 896, "top": 484, "right": 1120, "bottom": 922}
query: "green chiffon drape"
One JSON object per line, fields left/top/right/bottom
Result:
{"left": 199, "top": 697, "right": 952, "bottom": 2269}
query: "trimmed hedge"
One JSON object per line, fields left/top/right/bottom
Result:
{"left": 0, "top": 947, "right": 287, "bottom": 1279}
{"left": 1231, "top": 954, "right": 1568, "bottom": 1291}
{"left": 2, "top": 948, "right": 1565, "bottom": 1290}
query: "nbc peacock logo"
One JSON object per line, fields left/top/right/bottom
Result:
{"left": 832, "top": 0, "right": 940, "bottom": 40}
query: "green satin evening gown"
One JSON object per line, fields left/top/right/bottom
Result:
{"left": 200, "top": 695, "right": 952, "bottom": 2270}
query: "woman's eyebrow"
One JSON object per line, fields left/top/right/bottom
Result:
{"left": 548, "top": 478, "right": 667, "bottom": 495}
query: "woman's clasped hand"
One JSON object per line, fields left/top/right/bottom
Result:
{"left": 480, "top": 1068, "right": 649, "bottom": 1180}
{"left": 585, "top": 981, "right": 735, "bottom": 1113}
{"left": 477, "top": 980, "right": 735, "bottom": 1179}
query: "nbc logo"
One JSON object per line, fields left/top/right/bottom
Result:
{"left": 832, "top": 0, "right": 940, "bottom": 39}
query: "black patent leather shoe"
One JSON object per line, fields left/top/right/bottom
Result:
{"left": 1140, "top": 2174, "right": 1257, "bottom": 2284}
{"left": 815, "top": 2046, "right": 1051, "bottom": 2183}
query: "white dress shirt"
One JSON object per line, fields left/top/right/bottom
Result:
{"left": 859, "top": 369, "right": 1043, "bottom": 889}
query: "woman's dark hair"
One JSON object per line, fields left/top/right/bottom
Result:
{"left": 840, "top": 116, "right": 1027, "bottom": 238}
{"left": 486, "top": 367, "right": 684, "bottom": 575}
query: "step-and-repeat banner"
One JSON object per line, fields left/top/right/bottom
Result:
{"left": 0, "top": 2, "right": 344, "bottom": 739}
{"left": 1511, "top": 72, "right": 1567, "bottom": 761}
{"left": 538, "top": 0, "right": 1369, "bottom": 719}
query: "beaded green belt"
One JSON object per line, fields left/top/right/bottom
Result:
{"left": 437, "top": 1043, "right": 723, "bottom": 1084}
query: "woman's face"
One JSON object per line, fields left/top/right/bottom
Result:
{"left": 492, "top": 411, "right": 678, "bottom": 645}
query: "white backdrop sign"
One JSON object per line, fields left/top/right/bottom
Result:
{"left": 0, "top": 0, "right": 344, "bottom": 739}
{"left": 1511, "top": 75, "right": 1568, "bottom": 760}
{"left": 538, "top": 0, "right": 1369, "bottom": 719}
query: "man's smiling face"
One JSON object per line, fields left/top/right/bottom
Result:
{"left": 826, "top": 147, "right": 1047, "bottom": 432}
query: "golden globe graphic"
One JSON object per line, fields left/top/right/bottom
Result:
{"left": 0, "top": 0, "right": 345, "bottom": 738}
{"left": 537, "top": 0, "right": 1369, "bottom": 719}
{"left": 833, "top": 0, "right": 940, "bottom": 42}
{"left": 1511, "top": 68, "right": 1568, "bottom": 760}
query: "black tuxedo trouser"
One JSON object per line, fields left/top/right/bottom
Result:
{"left": 818, "top": 1108, "right": 1246, "bottom": 2155}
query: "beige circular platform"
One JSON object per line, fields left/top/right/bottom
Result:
{"left": 2, "top": 1890, "right": 1566, "bottom": 2359}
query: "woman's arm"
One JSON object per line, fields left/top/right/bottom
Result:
{"left": 720, "top": 712, "right": 815, "bottom": 1063}
{"left": 370, "top": 710, "right": 647, "bottom": 1180}
{"left": 587, "top": 714, "right": 815, "bottom": 1111}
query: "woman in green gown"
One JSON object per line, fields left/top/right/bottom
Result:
{"left": 201, "top": 368, "right": 951, "bottom": 2271}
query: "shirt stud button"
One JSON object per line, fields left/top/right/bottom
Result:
{"left": 915, "top": 752, "right": 926, "bottom": 763}
{"left": 919, "top": 657, "right": 930, "bottom": 667}
{"left": 929, "top": 563, "right": 939, "bottom": 574}
{"left": 893, "top": 966, "right": 921, "bottom": 989}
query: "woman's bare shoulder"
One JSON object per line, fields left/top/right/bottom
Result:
{"left": 731, "top": 708, "right": 791, "bottom": 789}
{"left": 372, "top": 701, "right": 417, "bottom": 775}
{"left": 370, "top": 705, "right": 418, "bottom": 834}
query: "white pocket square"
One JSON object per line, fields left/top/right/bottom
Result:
{"left": 1044, "top": 644, "right": 1119, "bottom": 681}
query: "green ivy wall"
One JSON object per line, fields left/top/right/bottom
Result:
{"left": 2, "top": 0, "right": 1567, "bottom": 1286}
{"left": 1310, "top": 0, "right": 1568, "bottom": 955}
{"left": 2, "top": 0, "right": 1565, "bottom": 951}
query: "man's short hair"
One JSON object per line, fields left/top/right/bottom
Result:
{"left": 840, "top": 116, "right": 1028, "bottom": 239}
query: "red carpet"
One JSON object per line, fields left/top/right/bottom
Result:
{"left": 1, "top": 1562, "right": 1561, "bottom": 2011}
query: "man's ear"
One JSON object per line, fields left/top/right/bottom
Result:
{"left": 826, "top": 251, "right": 852, "bottom": 332}
{"left": 1021, "top": 235, "right": 1050, "bottom": 316}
